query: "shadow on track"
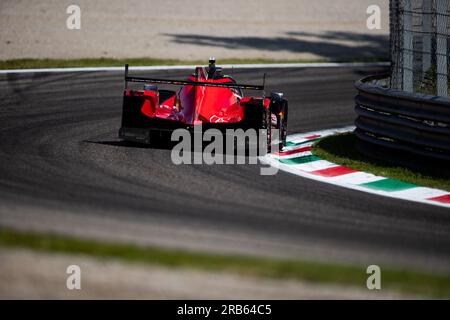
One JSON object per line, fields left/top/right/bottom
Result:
{"left": 83, "top": 140, "right": 175, "bottom": 150}
{"left": 163, "top": 31, "right": 389, "bottom": 61}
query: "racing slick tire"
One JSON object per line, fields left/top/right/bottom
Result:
{"left": 265, "top": 107, "right": 272, "bottom": 154}
{"left": 278, "top": 100, "right": 288, "bottom": 151}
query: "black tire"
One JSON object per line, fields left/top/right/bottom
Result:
{"left": 279, "top": 101, "right": 288, "bottom": 150}
{"left": 264, "top": 107, "right": 272, "bottom": 154}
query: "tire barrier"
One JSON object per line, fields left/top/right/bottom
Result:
{"left": 354, "top": 74, "right": 450, "bottom": 163}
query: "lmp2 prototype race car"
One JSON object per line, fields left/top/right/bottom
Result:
{"left": 119, "top": 58, "right": 288, "bottom": 152}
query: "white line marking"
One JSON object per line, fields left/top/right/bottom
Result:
{"left": 290, "top": 160, "right": 337, "bottom": 172}
{"left": 0, "top": 62, "right": 390, "bottom": 75}
{"left": 389, "top": 187, "right": 448, "bottom": 199}
{"left": 275, "top": 151, "right": 312, "bottom": 160}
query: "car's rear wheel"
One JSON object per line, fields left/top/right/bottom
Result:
{"left": 264, "top": 107, "right": 272, "bottom": 154}
{"left": 278, "top": 102, "right": 288, "bottom": 151}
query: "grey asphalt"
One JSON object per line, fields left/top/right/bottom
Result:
{"left": 1, "top": 66, "right": 450, "bottom": 273}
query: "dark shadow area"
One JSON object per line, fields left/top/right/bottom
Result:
{"left": 353, "top": 68, "right": 390, "bottom": 77}
{"left": 1, "top": 71, "right": 88, "bottom": 102}
{"left": 83, "top": 139, "right": 175, "bottom": 150}
{"left": 163, "top": 31, "right": 389, "bottom": 61}
{"left": 355, "top": 138, "right": 450, "bottom": 179}
{"left": 315, "top": 133, "right": 450, "bottom": 189}
{"left": 83, "top": 138, "right": 270, "bottom": 158}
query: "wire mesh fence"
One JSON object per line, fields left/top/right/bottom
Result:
{"left": 390, "top": 0, "right": 450, "bottom": 96}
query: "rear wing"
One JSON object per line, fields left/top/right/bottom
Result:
{"left": 124, "top": 64, "right": 265, "bottom": 91}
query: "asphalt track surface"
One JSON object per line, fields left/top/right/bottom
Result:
{"left": 1, "top": 66, "right": 450, "bottom": 272}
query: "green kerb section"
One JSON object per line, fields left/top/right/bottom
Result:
{"left": 278, "top": 155, "right": 321, "bottom": 165}
{"left": 285, "top": 138, "right": 320, "bottom": 147}
{"left": 360, "top": 178, "right": 418, "bottom": 192}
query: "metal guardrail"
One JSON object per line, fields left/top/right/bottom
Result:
{"left": 354, "top": 74, "right": 450, "bottom": 162}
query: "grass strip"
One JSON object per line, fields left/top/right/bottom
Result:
{"left": 0, "top": 57, "right": 387, "bottom": 70}
{"left": 313, "top": 133, "right": 450, "bottom": 192}
{"left": 0, "top": 228, "right": 449, "bottom": 298}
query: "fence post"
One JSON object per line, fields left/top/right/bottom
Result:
{"left": 402, "top": 0, "right": 414, "bottom": 92}
{"left": 422, "top": 0, "right": 432, "bottom": 75}
{"left": 436, "top": 0, "right": 448, "bottom": 96}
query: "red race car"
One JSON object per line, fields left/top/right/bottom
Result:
{"left": 119, "top": 58, "right": 288, "bottom": 152}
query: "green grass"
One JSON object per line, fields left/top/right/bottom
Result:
{"left": 0, "top": 57, "right": 388, "bottom": 70}
{"left": 313, "top": 133, "right": 450, "bottom": 192}
{"left": 0, "top": 228, "right": 449, "bottom": 298}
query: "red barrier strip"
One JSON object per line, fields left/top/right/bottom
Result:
{"left": 427, "top": 194, "right": 450, "bottom": 204}
{"left": 305, "top": 134, "right": 322, "bottom": 140}
{"left": 310, "top": 166, "right": 358, "bottom": 177}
